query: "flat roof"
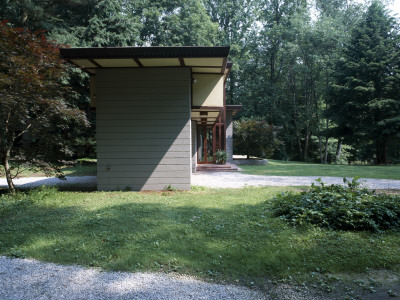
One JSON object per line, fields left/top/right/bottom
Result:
{"left": 60, "top": 46, "right": 232, "bottom": 76}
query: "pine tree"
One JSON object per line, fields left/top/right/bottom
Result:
{"left": 328, "top": 1, "right": 400, "bottom": 164}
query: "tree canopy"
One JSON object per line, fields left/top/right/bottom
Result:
{"left": 328, "top": 1, "right": 400, "bottom": 163}
{"left": 0, "top": 21, "right": 88, "bottom": 192}
{"left": 1, "top": 0, "right": 400, "bottom": 165}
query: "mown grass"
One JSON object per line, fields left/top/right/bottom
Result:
{"left": 0, "top": 186, "right": 399, "bottom": 286}
{"left": 241, "top": 159, "right": 400, "bottom": 180}
{"left": 0, "top": 158, "right": 97, "bottom": 178}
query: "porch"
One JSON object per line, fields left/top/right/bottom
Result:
{"left": 196, "top": 162, "right": 241, "bottom": 172}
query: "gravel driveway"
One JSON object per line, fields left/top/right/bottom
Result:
{"left": 192, "top": 172, "right": 400, "bottom": 189}
{"left": 0, "top": 256, "right": 268, "bottom": 300}
{"left": 1, "top": 173, "right": 399, "bottom": 190}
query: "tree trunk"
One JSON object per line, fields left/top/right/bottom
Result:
{"left": 2, "top": 154, "right": 16, "bottom": 194}
{"left": 318, "top": 135, "right": 323, "bottom": 163}
{"left": 376, "top": 140, "right": 387, "bottom": 164}
{"left": 304, "top": 122, "right": 310, "bottom": 161}
{"left": 323, "top": 118, "right": 330, "bottom": 164}
{"left": 323, "top": 136, "right": 329, "bottom": 164}
{"left": 336, "top": 137, "right": 342, "bottom": 162}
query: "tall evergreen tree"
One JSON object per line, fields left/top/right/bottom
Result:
{"left": 328, "top": 1, "right": 400, "bottom": 164}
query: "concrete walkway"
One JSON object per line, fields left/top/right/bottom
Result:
{"left": 1, "top": 173, "right": 400, "bottom": 190}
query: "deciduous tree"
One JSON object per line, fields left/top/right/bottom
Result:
{"left": 0, "top": 21, "right": 88, "bottom": 192}
{"left": 233, "top": 119, "right": 279, "bottom": 159}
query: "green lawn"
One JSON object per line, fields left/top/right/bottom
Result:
{"left": 1, "top": 186, "right": 399, "bottom": 288}
{"left": 0, "top": 158, "right": 97, "bottom": 178}
{"left": 240, "top": 159, "right": 400, "bottom": 180}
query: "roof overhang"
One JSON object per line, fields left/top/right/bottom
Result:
{"left": 226, "top": 104, "right": 242, "bottom": 116}
{"left": 60, "top": 46, "right": 231, "bottom": 77}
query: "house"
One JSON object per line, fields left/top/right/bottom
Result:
{"left": 60, "top": 46, "right": 240, "bottom": 191}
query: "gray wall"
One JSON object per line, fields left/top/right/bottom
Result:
{"left": 226, "top": 111, "right": 233, "bottom": 161}
{"left": 96, "top": 68, "right": 191, "bottom": 191}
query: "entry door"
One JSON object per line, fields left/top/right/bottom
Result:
{"left": 197, "top": 125, "right": 214, "bottom": 163}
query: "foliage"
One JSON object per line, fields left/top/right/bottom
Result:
{"left": 271, "top": 178, "right": 400, "bottom": 232}
{"left": 215, "top": 150, "right": 227, "bottom": 164}
{"left": 1, "top": 0, "right": 399, "bottom": 164}
{"left": 233, "top": 119, "right": 279, "bottom": 159}
{"left": 136, "top": 0, "right": 218, "bottom": 46}
{"left": 0, "top": 21, "right": 88, "bottom": 192}
{"left": 327, "top": 1, "right": 400, "bottom": 164}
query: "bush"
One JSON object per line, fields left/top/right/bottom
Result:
{"left": 233, "top": 119, "right": 279, "bottom": 159}
{"left": 215, "top": 150, "right": 227, "bottom": 164}
{"left": 270, "top": 178, "right": 400, "bottom": 232}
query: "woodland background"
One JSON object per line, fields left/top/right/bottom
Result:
{"left": 1, "top": 0, "right": 400, "bottom": 164}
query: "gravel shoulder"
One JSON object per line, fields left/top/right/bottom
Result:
{"left": 0, "top": 256, "right": 267, "bottom": 300}
{"left": 192, "top": 172, "right": 400, "bottom": 189}
{"left": 1, "top": 174, "right": 400, "bottom": 190}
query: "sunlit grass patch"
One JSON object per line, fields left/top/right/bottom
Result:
{"left": 241, "top": 159, "right": 400, "bottom": 180}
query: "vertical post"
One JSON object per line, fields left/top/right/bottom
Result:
{"left": 218, "top": 114, "right": 222, "bottom": 151}
{"left": 212, "top": 125, "right": 216, "bottom": 162}
{"left": 203, "top": 125, "right": 207, "bottom": 163}
{"left": 223, "top": 82, "right": 227, "bottom": 151}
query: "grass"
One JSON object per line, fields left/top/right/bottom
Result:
{"left": 0, "top": 158, "right": 97, "bottom": 178}
{"left": 240, "top": 159, "right": 400, "bottom": 180}
{"left": 0, "top": 186, "right": 399, "bottom": 287}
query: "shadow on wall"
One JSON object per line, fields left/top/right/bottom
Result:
{"left": 95, "top": 68, "right": 191, "bottom": 191}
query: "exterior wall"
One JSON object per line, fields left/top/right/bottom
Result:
{"left": 192, "top": 74, "right": 224, "bottom": 107}
{"left": 96, "top": 68, "right": 191, "bottom": 191}
{"left": 226, "top": 111, "right": 233, "bottom": 161}
{"left": 191, "top": 120, "right": 197, "bottom": 172}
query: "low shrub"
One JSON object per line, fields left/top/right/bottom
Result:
{"left": 270, "top": 178, "right": 400, "bottom": 232}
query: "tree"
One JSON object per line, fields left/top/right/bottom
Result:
{"left": 134, "top": 0, "right": 218, "bottom": 46}
{"left": 0, "top": 0, "right": 96, "bottom": 31}
{"left": 0, "top": 21, "right": 88, "bottom": 193}
{"left": 233, "top": 119, "right": 279, "bottom": 159}
{"left": 327, "top": 1, "right": 400, "bottom": 164}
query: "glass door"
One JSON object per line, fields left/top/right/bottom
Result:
{"left": 197, "top": 125, "right": 214, "bottom": 163}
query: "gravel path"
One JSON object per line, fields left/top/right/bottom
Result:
{"left": 192, "top": 172, "right": 400, "bottom": 189}
{"left": 0, "top": 176, "right": 97, "bottom": 190}
{"left": 1, "top": 174, "right": 400, "bottom": 189}
{"left": 0, "top": 256, "right": 267, "bottom": 300}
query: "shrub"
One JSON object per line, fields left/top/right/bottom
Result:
{"left": 270, "top": 178, "right": 400, "bottom": 232}
{"left": 233, "top": 119, "right": 279, "bottom": 159}
{"left": 215, "top": 150, "right": 227, "bottom": 164}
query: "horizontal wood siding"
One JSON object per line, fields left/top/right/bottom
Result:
{"left": 96, "top": 68, "right": 191, "bottom": 191}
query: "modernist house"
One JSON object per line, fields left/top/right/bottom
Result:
{"left": 60, "top": 46, "right": 239, "bottom": 191}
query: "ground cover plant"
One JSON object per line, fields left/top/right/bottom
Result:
{"left": 271, "top": 178, "right": 400, "bottom": 232}
{"left": 240, "top": 159, "right": 400, "bottom": 180}
{"left": 0, "top": 185, "right": 399, "bottom": 294}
